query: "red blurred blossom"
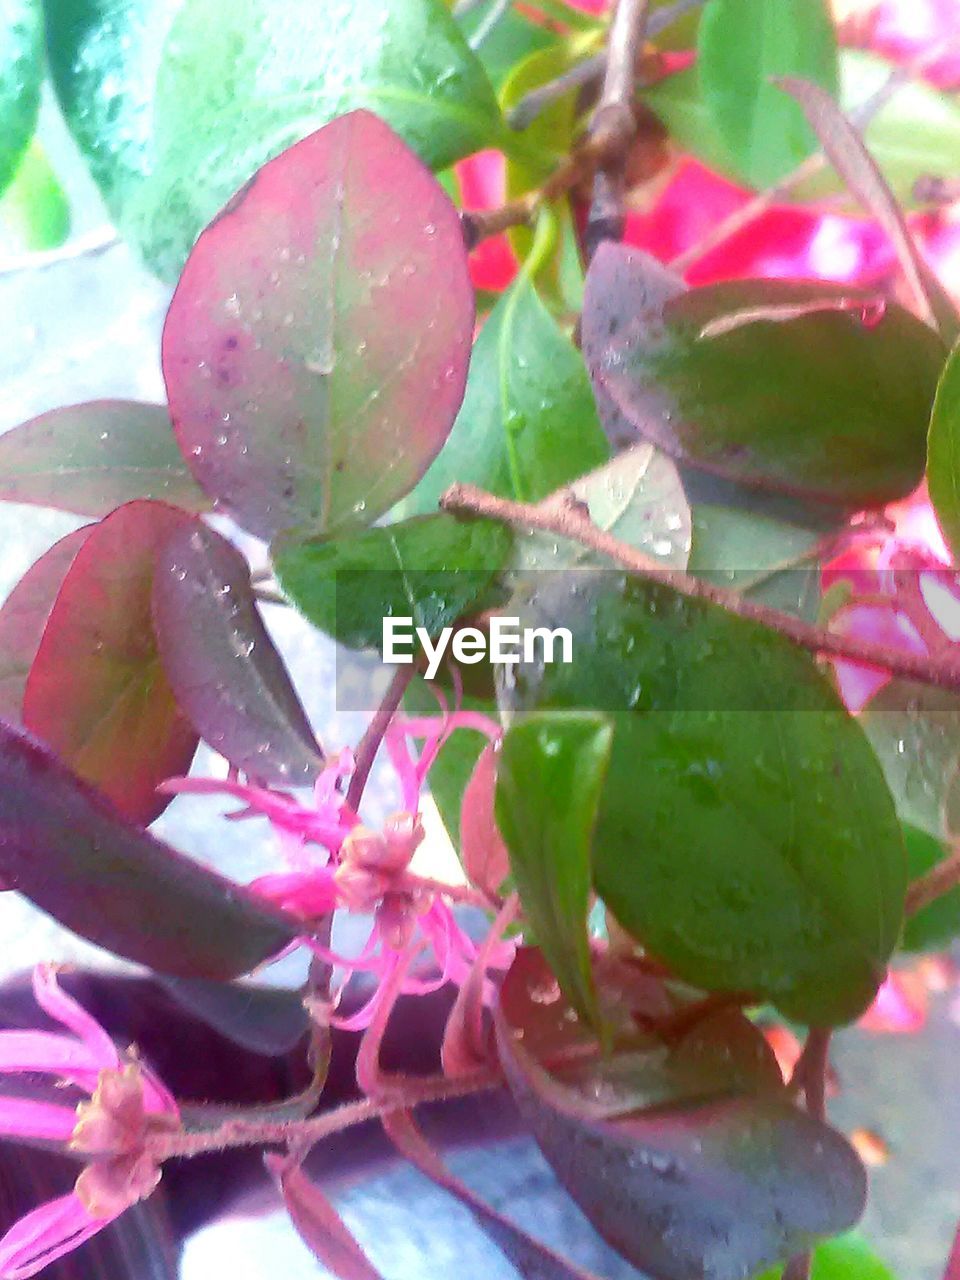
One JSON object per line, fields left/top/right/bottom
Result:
{"left": 456, "top": 151, "right": 518, "bottom": 292}
{"left": 858, "top": 969, "right": 929, "bottom": 1034}
{"left": 845, "top": 0, "right": 960, "bottom": 89}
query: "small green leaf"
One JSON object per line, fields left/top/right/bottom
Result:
{"left": 274, "top": 514, "right": 513, "bottom": 651}
{"left": 0, "top": 0, "right": 42, "bottom": 196}
{"left": 406, "top": 274, "right": 608, "bottom": 512}
{"left": 900, "top": 824, "right": 960, "bottom": 953}
{"left": 131, "top": 0, "right": 503, "bottom": 278}
{"left": 496, "top": 710, "right": 614, "bottom": 1028}
{"left": 0, "top": 401, "right": 210, "bottom": 516}
{"left": 754, "top": 1233, "right": 897, "bottom": 1279}
{"left": 500, "top": 570, "right": 907, "bottom": 1025}
{"left": 697, "top": 0, "right": 838, "bottom": 188}
{"left": 0, "top": 140, "right": 70, "bottom": 251}
{"left": 927, "top": 339, "right": 960, "bottom": 560}
{"left": 456, "top": 0, "right": 557, "bottom": 92}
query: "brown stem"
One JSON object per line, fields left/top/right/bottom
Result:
{"left": 440, "top": 482, "right": 960, "bottom": 695}
{"left": 906, "top": 846, "right": 960, "bottom": 917}
{"left": 783, "top": 1028, "right": 831, "bottom": 1280}
{"left": 346, "top": 665, "right": 417, "bottom": 811}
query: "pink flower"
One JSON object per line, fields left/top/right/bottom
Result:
{"left": 164, "top": 702, "right": 512, "bottom": 1031}
{"left": 0, "top": 967, "right": 179, "bottom": 1279}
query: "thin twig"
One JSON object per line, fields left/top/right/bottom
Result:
{"left": 441, "top": 482, "right": 960, "bottom": 695}
{"left": 468, "top": 0, "right": 513, "bottom": 48}
{"left": 905, "top": 846, "right": 960, "bottom": 917}
{"left": 345, "top": 665, "right": 417, "bottom": 811}
{"left": 0, "top": 226, "right": 120, "bottom": 278}
{"left": 671, "top": 30, "right": 960, "bottom": 274}
{"left": 783, "top": 1027, "right": 831, "bottom": 1280}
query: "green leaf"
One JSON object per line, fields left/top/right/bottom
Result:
{"left": 582, "top": 244, "right": 945, "bottom": 509}
{"left": 0, "top": 139, "right": 70, "bottom": 251}
{"left": 43, "top": 0, "right": 183, "bottom": 219}
{"left": 900, "top": 824, "right": 960, "bottom": 953}
{"left": 697, "top": 0, "right": 838, "bottom": 188}
{"left": 274, "top": 514, "right": 513, "bottom": 651}
{"left": 645, "top": 50, "right": 960, "bottom": 209}
{"left": 496, "top": 710, "right": 613, "bottom": 1028}
{"left": 927, "top": 338, "right": 960, "bottom": 561}
{"left": 499, "top": 570, "right": 907, "bottom": 1025}
{"left": 129, "top": 0, "right": 502, "bottom": 278}
{"left": 456, "top": 0, "right": 557, "bottom": 92}
{"left": 754, "top": 1233, "right": 897, "bottom": 1279}
{"left": 0, "top": 0, "right": 42, "bottom": 195}
{"left": 0, "top": 401, "right": 210, "bottom": 516}
{"left": 405, "top": 274, "right": 609, "bottom": 512}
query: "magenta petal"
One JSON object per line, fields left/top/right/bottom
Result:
{"left": 0, "top": 1031, "right": 104, "bottom": 1088}
{"left": 0, "top": 1098, "right": 78, "bottom": 1142}
{"left": 32, "top": 968, "right": 117, "bottom": 1070}
{"left": 0, "top": 1193, "right": 111, "bottom": 1279}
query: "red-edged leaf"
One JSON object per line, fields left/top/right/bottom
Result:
{"left": 0, "top": 720, "right": 296, "bottom": 976}
{"left": 382, "top": 1109, "right": 605, "bottom": 1280}
{"left": 460, "top": 743, "right": 510, "bottom": 899}
{"left": 266, "top": 1155, "right": 383, "bottom": 1280}
{"left": 493, "top": 950, "right": 866, "bottom": 1280}
{"left": 0, "top": 401, "right": 210, "bottom": 517}
{"left": 0, "top": 526, "right": 92, "bottom": 720}
{"left": 162, "top": 109, "right": 474, "bottom": 541}
{"left": 152, "top": 519, "right": 323, "bottom": 785}
{"left": 22, "top": 500, "right": 199, "bottom": 823}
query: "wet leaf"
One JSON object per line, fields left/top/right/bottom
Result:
{"left": 274, "top": 514, "right": 512, "bottom": 651}
{"left": 133, "top": 0, "right": 502, "bottom": 278}
{"left": 22, "top": 500, "right": 199, "bottom": 824}
{"left": 494, "top": 952, "right": 866, "bottom": 1280}
{"left": 153, "top": 519, "right": 323, "bottom": 785}
{"left": 0, "top": 720, "right": 296, "bottom": 976}
{"left": 499, "top": 570, "right": 906, "bottom": 1025}
{"left": 697, "top": 0, "right": 838, "bottom": 188}
{"left": 496, "top": 711, "right": 613, "bottom": 1028}
{"left": 0, "top": 401, "right": 209, "bottom": 516}
{"left": 927, "top": 339, "right": 960, "bottom": 561}
{"left": 405, "top": 274, "right": 608, "bottom": 512}
{"left": 0, "top": 139, "right": 70, "bottom": 250}
{"left": 0, "top": 0, "right": 42, "bottom": 195}
{"left": 163, "top": 111, "right": 475, "bottom": 541}
{"left": 268, "top": 1156, "right": 383, "bottom": 1280}
{"left": 582, "top": 243, "right": 945, "bottom": 509}
{"left": 0, "top": 526, "right": 91, "bottom": 721}
{"left": 777, "top": 75, "right": 959, "bottom": 342}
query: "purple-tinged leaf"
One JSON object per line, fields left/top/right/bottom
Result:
{"left": 0, "top": 720, "right": 296, "bottom": 977}
{"left": 22, "top": 500, "right": 199, "bottom": 824}
{"left": 162, "top": 109, "right": 474, "bottom": 541}
{"left": 0, "top": 401, "right": 210, "bottom": 517}
{"left": 582, "top": 242, "right": 945, "bottom": 508}
{"left": 382, "top": 1109, "right": 605, "bottom": 1280}
{"left": 267, "top": 1155, "right": 383, "bottom": 1280}
{"left": 152, "top": 519, "right": 323, "bottom": 785}
{"left": 494, "top": 950, "right": 866, "bottom": 1280}
{"left": 0, "top": 526, "right": 91, "bottom": 721}
{"left": 776, "top": 76, "right": 960, "bottom": 344}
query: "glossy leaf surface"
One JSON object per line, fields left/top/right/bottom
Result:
{"left": 0, "top": 720, "right": 295, "bottom": 976}
{"left": 582, "top": 243, "right": 944, "bottom": 508}
{"left": 928, "top": 339, "right": 960, "bottom": 561}
{"left": 499, "top": 570, "right": 906, "bottom": 1024}
{"left": 0, "top": 526, "right": 91, "bottom": 721}
{"left": 274, "top": 514, "right": 512, "bottom": 651}
{"left": 0, "top": 401, "right": 209, "bottom": 516}
{"left": 496, "top": 711, "right": 613, "bottom": 1028}
{"left": 698, "top": 0, "right": 838, "bottom": 187}
{"left": 163, "top": 111, "right": 475, "bottom": 541}
{"left": 22, "top": 500, "right": 198, "bottom": 823}
{"left": 494, "top": 950, "right": 866, "bottom": 1280}
{"left": 152, "top": 519, "right": 323, "bottom": 785}
{"left": 135, "top": 0, "right": 502, "bottom": 277}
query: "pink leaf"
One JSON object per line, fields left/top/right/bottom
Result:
{"left": 163, "top": 110, "right": 474, "bottom": 541}
{"left": 460, "top": 744, "right": 510, "bottom": 899}
{"left": 266, "top": 1155, "right": 383, "bottom": 1280}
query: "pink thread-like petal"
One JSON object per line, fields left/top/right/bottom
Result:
{"left": 0, "top": 1032, "right": 105, "bottom": 1088}
{"left": 32, "top": 969, "right": 117, "bottom": 1070}
{"left": 0, "top": 1098, "right": 78, "bottom": 1142}
{"left": 250, "top": 869, "right": 338, "bottom": 919}
{"left": 0, "top": 1193, "right": 111, "bottom": 1279}
{"left": 384, "top": 729, "right": 421, "bottom": 814}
